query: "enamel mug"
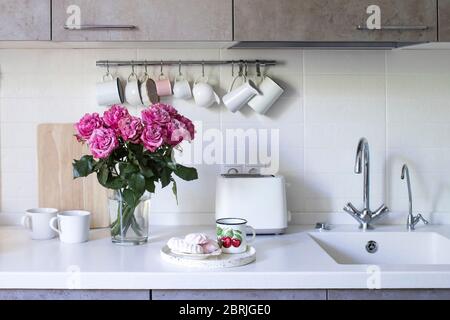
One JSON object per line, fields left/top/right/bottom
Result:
{"left": 125, "top": 73, "right": 143, "bottom": 106}
{"left": 49, "top": 210, "right": 91, "bottom": 244}
{"left": 22, "top": 208, "right": 58, "bottom": 240}
{"left": 192, "top": 78, "right": 220, "bottom": 108}
{"left": 222, "top": 79, "right": 259, "bottom": 113}
{"left": 216, "top": 218, "right": 256, "bottom": 254}
{"left": 248, "top": 76, "right": 284, "bottom": 114}
{"left": 173, "top": 75, "right": 192, "bottom": 100}
{"left": 96, "top": 74, "right": 124, "bottom": 106}
{"left": 140, "top": 77, "right": 159, "bottom": 106}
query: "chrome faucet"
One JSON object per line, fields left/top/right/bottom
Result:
{"left": 343, "top": 138, "right": 389, "bottom": 230}
{"left": 401, "top": 164, "right": 429, "bottom": 231}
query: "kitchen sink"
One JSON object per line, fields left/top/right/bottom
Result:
{"left": 309, "top": 232, "right": 450, "bottom": 265}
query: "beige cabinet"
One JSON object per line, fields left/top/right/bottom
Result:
{"left": 52, "top": 0, "right": 232, "bottom": 41}
{"left": 234, "top": 0, "right": 437, "bottom": 42}
{"left": 0, "top": 0, "right": 50, "bottom": 40}
{"left": 439, "top": 0, "right": 450, "bottom": 41}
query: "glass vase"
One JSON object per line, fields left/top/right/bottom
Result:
{"left": 108, "top": 190, "right": 150, "bottom": 245}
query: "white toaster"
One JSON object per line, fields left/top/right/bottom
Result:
{"left": 215, "top": 174, "right": 288, "bottom": 234}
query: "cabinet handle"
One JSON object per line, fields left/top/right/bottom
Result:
{"left": 64, "top": 25, "right": 137, "bottom": 30}
{"left": 356, "top": 25, "right": 429, "bottom": 31}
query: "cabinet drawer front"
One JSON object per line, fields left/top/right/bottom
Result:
{"left": 439, "top": 0, "right": 450, "bottom": 41}
{"left": 235, "top": 0, "right": 437, "bottom": 42}
{"left": 0, "top": 0, "right": 50, "bottom": 40}
{"left": 52, "top": 0, "right": 232, "bottom": 41}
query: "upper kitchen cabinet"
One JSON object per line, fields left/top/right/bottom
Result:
{"left": 0, "top": 0, "right": 50, "bottom": 40}
{"left": 52, "top": 0, "right": 232, "bottom": 41}
{"left": 439, "top": 0, "right": 450, "bottom": 41}
{"left": 234, "top": 0, "right": 437, "bottom": 43}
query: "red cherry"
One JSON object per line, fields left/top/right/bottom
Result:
{"left": 221, "top": 237, "right": 232, "bottom": 248}
{"left": 231, "top": 238, "right": 241, "bottom": 247}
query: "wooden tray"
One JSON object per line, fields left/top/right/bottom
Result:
{"left": 160, "top": 245, "right": 256, "bottom": 268}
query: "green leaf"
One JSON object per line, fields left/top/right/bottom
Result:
{"left": 224, "top": 229, "right": 234, "bottom": 238}
{"left": 122, "top": 189, "right": 137, "bottom": 207}
{"left": 139, "top": 166, "right": 154, "bottom": 178}
{"left": 129, "top": 173, "right": 145, "bottom": 194}
{"left": 174, "top": 165, "right": 198, "bottom": 181}
{"left": 234, "top": 230, "right": 242, "bottom": 234}
{"left": 145, "top": 178, "right": 156, "bottom": 193}
{"left": 171, "top": 179, "right": 178, "bottom": 205}
{"left": 160, "top": 167, "right": 172, "bottom": 188}
{"left": 233, "top": 233, "right": 243, "bottom": 241}
{"left": 119, "top": 163, "right": 139, "bottom": 178}
{"left": 166, "top": 161, "right": 177, "bottom": 171}
{"left": 72, "top": 155, "right": 95, "bottom": 178}
{"left": 106, "top": 176, "right": 125, "bottom": 190}
{"left": 98, "top": 165, "right": 109, "bottom": 185}
{"left": 216, "top": 226, "right": 223, "bottom": 237}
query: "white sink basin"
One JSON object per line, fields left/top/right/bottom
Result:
{"left": 309, "top": 231, "right": 450, "bottom": 265}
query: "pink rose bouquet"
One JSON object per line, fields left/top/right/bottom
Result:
{"left": 73, "top": 103, "right": 198, "bottom": 237}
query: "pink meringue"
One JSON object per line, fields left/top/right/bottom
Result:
{"left": 201, "top": 239, "right": 220, "bottom": 254}
{"left": 184, "top": 233, "right": 210, "bottom": 245}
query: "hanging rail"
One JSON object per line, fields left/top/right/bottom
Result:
{"left": 96, "top": 59, "right": 277, "bottom": 67}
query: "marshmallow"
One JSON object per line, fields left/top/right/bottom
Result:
{"left": 201, "top": 239, "right": 220, "bottom": 254}
{"left": 184, "top": 233, "right": 210, "bottom": 245}
{"left": 167, "top": 237, "right": 204, "bottom": 254}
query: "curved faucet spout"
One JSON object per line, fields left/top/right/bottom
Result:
{"left": 355, "top": 138, "right": 370, "bottom": 210}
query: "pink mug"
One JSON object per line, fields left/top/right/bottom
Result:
{"left": 155, "top": 74, "right": 172, "bottom": 97}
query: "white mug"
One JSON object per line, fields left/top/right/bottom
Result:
{"left": 223, "top": 79, "right": 259, "bottom": 113}
{"left": 248, "top": 76, "right": 284, "bottom": 114}
{"left": 49, "top": 210, "right": 91, "bottom": 244}
{"left": 96, "top": 74, "right": 124, "bottom": 106}
{"left": 173, "top": 75, "right": 192, "bottom": 100}
{"left": 192, "top": 77, "right": 220, "bottom": 108}
{"left": 125, "top": 73, "right": 143, "bottom": 106}
{"left": 22, "top": 208, "right": 58, "bottom": 240}
{"left": 216, "top": 218, "right": 256, "bottom": 254}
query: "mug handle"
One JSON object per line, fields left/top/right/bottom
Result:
{"left": 246, "top": 225, "right": 256, "bottom": 244}
{"left": 49, "top": 217, "right": 61, "bottom": 235}
{"left": 228, "top": 74, "right": 246, "bottom": 93}
{"left": 21, "top": 214, "right": 31, "bottom": 230}
{"left": 194, "top": 75, "right": 209, "bottom": 85}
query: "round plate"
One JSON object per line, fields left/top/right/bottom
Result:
{"left": 169, "top": 247, "right": 222, "bottom": 260}
{"left": 160, "top": 245, "right": 256, "bottom": 268}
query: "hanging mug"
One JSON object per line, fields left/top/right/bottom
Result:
{"left": 96, "top": 71, "right": 124, "bottom": 106}
{"left": 248, "top": 76, "right": 284, "bottom": 115}
{"left": 125, "top": 66, "right": 143, "bottom": 106}
{"left": 192, "top": 76, "right": 220, "bottom": 108}
{"left": 222, "top": 64, "right": 259, "bottom": 113}
{"left": 140, "top": 65, "right": 159, "bottom": 106}
{"left": 173, "top": 63, "right": 192, "bottom": 100}
{"left": 155, "top": 63, "right": 172, "bottom": 97}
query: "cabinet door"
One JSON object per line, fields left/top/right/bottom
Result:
{"left": 0, "top": 0, "right": 50, "bottom": 40}
{"left": 235, "top": 0, "right": 437, "bottom": 42}
{"left": 52, "top": 0, "right": 232, "bottom": 41}
{"left": 439, "top": 0, "right": 450, "bottom": 41}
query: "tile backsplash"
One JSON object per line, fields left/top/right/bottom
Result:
{"left": 1, "top": 48, "right": 450, "bottom": 225}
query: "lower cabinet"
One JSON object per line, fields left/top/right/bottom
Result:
{"left": 1, "top": 289, "right": 450, "bottom": 300}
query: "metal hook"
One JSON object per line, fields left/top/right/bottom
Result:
{"left": 178, "top": 60, "right": 182, "bottom": 76}
{"left": 144, "top": 59, "right": 148, "bottom": 74}
{"left": 160, "top": 60, "right": 164, "bottom": 76}
{"left": 106, "top": 60, "right": 110, "bottom": 75}
{"left": 201, "top": 60, "right": 205, "bottom": 77}
{"left": 131, "top": 60, "right": 136, "bottom": 74}
{"left": 231, "top": 61, "right": 235, "bottom": 77}
{"left": 256, "top": 60, "right": 261, "bottom": 77}
{"left": 238, "top": 61, "right": 244, "bottom": 77}
{"left": 244, "top": 61, "right": 248, "bottom": 77}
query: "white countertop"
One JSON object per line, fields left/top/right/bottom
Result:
{"left": 1, "top": 224, "right": 450, "bottom": 290}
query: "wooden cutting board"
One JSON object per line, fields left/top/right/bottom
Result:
{"left": 37, "top": 123, "right": 109, "bottom": 228}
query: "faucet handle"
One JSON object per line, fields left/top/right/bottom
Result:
{"left": 416, "top": 214, "right": 429, "bottom": 225}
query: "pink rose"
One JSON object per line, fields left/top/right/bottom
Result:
{"left": 141, "top": 124, "right": 165, "bottom": 152}
{"left": 141, "top": 105, "right": 171, "bottom": 126}
{"left": 166, "top": 118, "right": 192, "bottom": 145}
{"left": 176, "top": 115, "right": 195, "bottom": 140}
{"left": 88, "top": 128, "right": 118, "bottom": 159}
{"left": 103, "top": 105, "right": 130, "bottom": 130}
{"left": 74, "top": 113, "right": 103, "bottom": 141}
{"left": 118, "top": 116, "right": 143, "bottom": 144}
{"left": 156, "top": 103, "right": 178, "bottom": 116}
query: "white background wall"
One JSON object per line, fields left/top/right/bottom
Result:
{"left": 1, "top": 48, "right": 450, "bottom": 225}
